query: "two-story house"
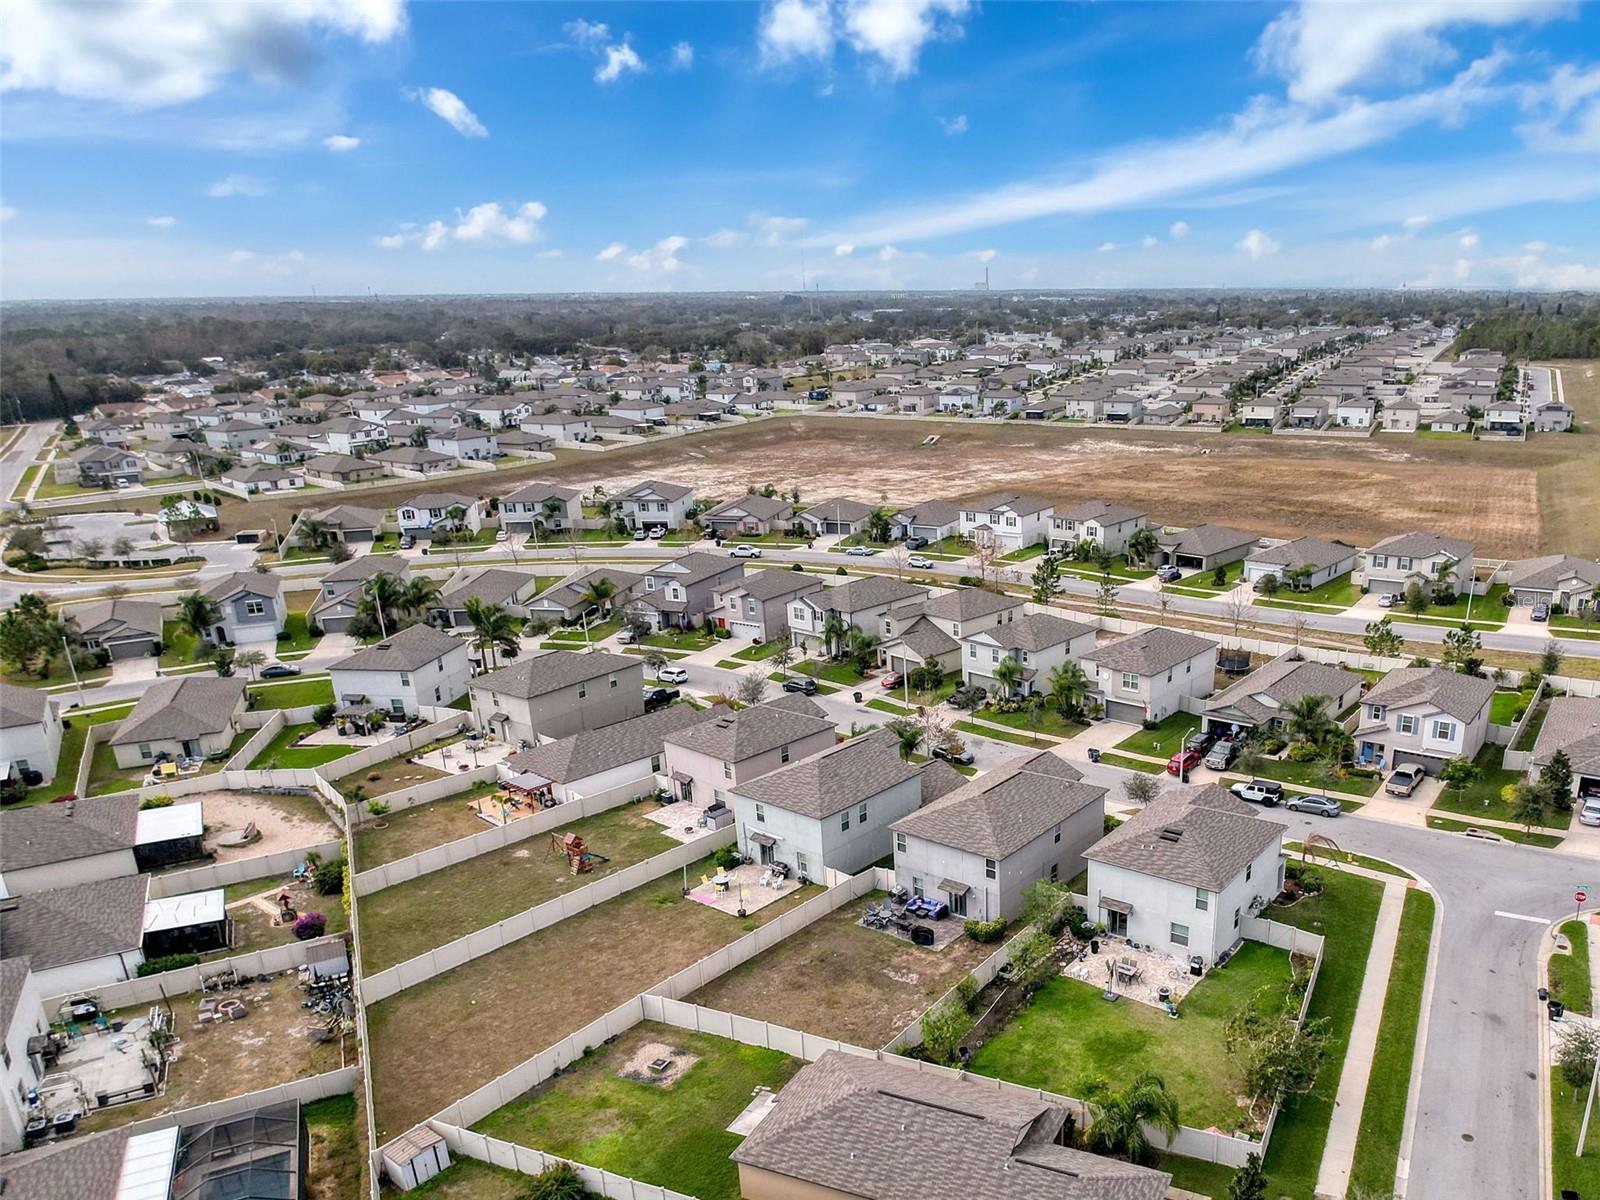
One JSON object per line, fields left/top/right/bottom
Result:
{"left": 427, "top": 428, "right": 497, "bottom": 461}
{"left": 1354, "top": 667, "right": 1494, "bottom": 774}
{"left": 320, "top": 417, "right": 389, "bottom": 456}
{"left": 709, "top": 570, "right": 824, "bottom": 641}
{"left": 470, "top": 650, "right": 644, "bottom": 744}
{"left": 310, "top": 554, "right": 410, "bottom": 633}
{"left": 198, "top": 572, "right": 287, "bottom": 647}
{"left": 1363, "top": 531, "right": 1476, "bottom": 598}
{"left": 500, "top": 483, "right": 582, "bottom": 536}
{"left": 961, "top": 612, "right": 1097, "bottom": 695}
{"left": 59, "top": 445, "right": 143, "bottom": 488}
{"left": 1048, "top": 500, "right": 1148, "bottom": 556}
{"left": 329, "top": 623, "right": 472, "bottom": 718}
{"left": 1083, "top": 627, "right": 1218, "bottom": 724}
{"left": 464, "top": 395, "right": 534, "bottom": 429}
{"left": 958, "top": 492, "right": 1054, "bottom": 552}
{"left": 632, "top": 552, "right": 745, "bottom": 630}
{"left": 788, "top": 576, "right": 929, "bottom": 654}
{"left": 660, "top": 699, "right": 837, "bottom": 820}
{"left": 0, "top": 685, "right": 63, "bottom": 788}
{"left": 395, "top": 492, "right": 485, "bottom": 536}
{"left": 878, "top": 587, "right": 1024, "bottom": 678}
{"left": 617, "top": 480, "right": 696, "bottom": 531}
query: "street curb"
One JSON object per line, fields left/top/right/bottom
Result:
{"left": 1394, "top": 879, "right": 1442, "bottom": 1199}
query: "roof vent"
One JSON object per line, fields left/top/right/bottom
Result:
{"left": 1158, "top": 827, "right": 1184, "bottom": 843}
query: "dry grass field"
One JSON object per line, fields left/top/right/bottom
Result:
{"left": 1535, "top": 360, "right": 1600, "bottom": 558}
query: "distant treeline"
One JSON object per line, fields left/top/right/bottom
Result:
{"left": 1451, "top": 303, "right": 1600, "bottom": 360}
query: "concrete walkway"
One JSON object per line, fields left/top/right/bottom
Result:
{"left": 1315, "top": 878, "right": 1408, "bottom": 1199}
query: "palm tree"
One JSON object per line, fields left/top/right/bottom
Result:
{"left": 177, "top": 592, "right": 222, "bottom": 643}
{"left": 580, "top": 575, "right": 617, "bottom": 616}
{"left": 889, "top": 719, "right": 924, "bottom": 761}
{"left": 844, "top": 627, "right": 879, "bottom": 673}
{"left": 1285, "top": 694, "right": 1334, "bottom": 748}
{"left": 992, "top": 655, "right": 1025, "bottom": 700}
{"left": 865, "top": 507, "right": 893, "bottom": 545}
{"left": 1086, "top": 1072, "right": 1181, "bottom": 1165}
{"left": 297, "top": 515, "right": 331, "bottom": 552}
{"left": 821, "top": 611, "right": 849, "bottom": 660}
{"left": 1047, "top": 661, "right": 1088, "bottom": 718}
{"left": 400, "top": 576, "right": 441, "bottom": 619}
{"left": 463, "top": 598, "right": 521, "bottom": 670}
{"left": 1126, "top": 527, "right": 1159, "bottom": 566}
{"left": 361, "top": 572, "right": 406, "bottom": 637}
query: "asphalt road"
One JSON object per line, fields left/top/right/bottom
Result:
{"left": 0, "top": 422, "right": 49, "bottom": 509}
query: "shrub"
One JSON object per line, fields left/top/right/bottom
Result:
{"left": 790, "top": 562, "right": 803, "bottom": 571}
{"left": 957, "top": 575, "right": 983, "bottom": 588}
{"left": 139, "top": 794, "right": 174, "bottom": 810}
{"left": 1286, "top": 742, "right": 1320, "bottom": 762}
{"left": 366, "top": 800, "right": 391, "bottom": 818}
{"left": 714, "top": 626, "right": 732, "bottom": 639}
{"left": 1067, "top": 907, "right": 1101, "bottom": 941}
{"left": 711, "top": 844, "right": 742, "bottom": 871}
{"left": 312, "top": 858, "right": 346, "bottom": 896}
{"left": 954, "top": 973, "right": 982, "bottom": 1013}
{"left": 835, "top": 565, "right": 847, "bottom": 575}
{"left": 1297, "top": 867, "right": 1325, "bottom": 895}
{"left": 523, "top": 1161, "right": 589, "bottom": 1200}
{"left": 293, "top": 912, "right": 327, "bottom": 940}
{"left": 137, "top": 953, "right": 200, "bottom": 977}
{"left": 312, "top": 702, "right": 336, "bottom": 728}
{"left": 964, "top": 916, "right": 1008, "bottom": 943}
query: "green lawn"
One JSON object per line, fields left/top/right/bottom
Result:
{"left": 1424, "top": 815, "right": 1563, "bottom": 847}
{"left": 1099, "top": 751, "right": 1165, "bottom": 774}
{"left": 798, "top": 658, "right": 867, "bottom": 685}
{"left": 247, "top": 677, "right": 335, "bottom": 710}
{"left": 1549, "top": 919, "right": 1593, "bottom": 1015}
{"left": 1284, "top": 843, "right": 1407, "bottom": 878}
{"left": 1113, "top": 711, "right": 1200, "bottom": 757}
{"left": 1430, "top": 743, "right": 1570, "bottom": 828}
{"left": 276, "top": 611, "right": 321, "bottom": 655}
{"left": 954, "top": 719, "right": 1057, "bottom": 747}
{"left": 0, "top": 652, "right": 111, "bottom": 690}
{"left": 999, "top": 543, "right": 1048, "bottom": 562}
{"left": 1554, "top": 1069, "right": 1600, "bottom": 1200}
{"left": 1398, "top": 584, "right": 1510, "bottom": 627}
{"left": 10, "top": 462, "right": 40, "bottom": 499}
{"left": 159, "top": 621, "right": 209, "bottom": 667}
{"left": 20, "top": 702, "right": 133, "bottom": 805}
{"left": 731, "top": 640, "right": 786, "bottom": 661}
{"left": 1253, "top": 574, "right": 1363, "bottom": 609}
{"left": 1488, "top": 689, "right": 1532, "bottom": 726}
{"left": 248, "top": 723, "right": 358, "bottom": 769}
{"left": 1260, "top": 870, "right": 1386, "bottom": 1198}
{"left": 967, "top": 941, "right": 1296, "bottom": 1134}
{"left": 1249, "top": 756, "right": 1382, "bottom": 797}
{"left": 1348, "top": 889, "right": 1435, "bottom": 1198}
{"left": 866, "top": 697, "right": 914, "bottom": 716}
{"left": 973, "top": 705, "right": 1087, "bottom": 739}
{"left": 1165, "top": 560, "right": 1246, "bottom": 595}
{"left": 1513, "top": 699, "right": 1551, "bottom": 752}
{"left": 642, "top": 627, "right": 717, "bottom": 651}
{"left": 546, "top": 615, "right": 622, "bottom": 643}
{"left": 86, "top": 740, "right": 146, "bottom": 795}
{"left": 303, "top": 1093, "right": 362, "bottom": 1200}
{"left": 471, "top": 1022, "right": 802, "bottom": 1200}
{"left": 1054, "top": 553, "right": 1155, "bottom": 582}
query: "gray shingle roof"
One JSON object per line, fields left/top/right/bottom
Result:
{"left": 799, "top": 496, "right": 877, "bottom": 524}
{"left": 1, "top": 795, "right": 138, "bottom": 871}
{"left": 1084, "top": 783, "right": 1280, "bottom": 891}
{"left": 473, "top": 649, "right": 638, "bottom": 699}
{"left": 1362, "top": 666, "right": 1494, "bottom": 723}
{"left": 1507, "top": 555, "right": 1600, "bottom": 593}
{"left": 1368, "top": 530, "right": 1475, "bottom": 562}
{"left": 714, "top": 570, "right": 824, "bottom": 602}
{"left": 1204, "top": 659, "right": 1365, "bottom": 727}
{"left": 701, "top": 494, "right": 795, "bottom": 523}
{"left": 1156, "top": 523, "right": 1259, "bottom": 558}
{"left": 731, "top": 1051, "right": 1169, "bottom": 1200}
{"left": 200, "top": 570, "right": 283, "bottom": 602}
{"left": 971, "top": 612, "right": 1094, "bottom": 653}
{"left": 0, "top": 875, "right": 148, "bottom": 971}
{"left": 0, "top": 1126, "right": 132, "bottom": 1200}
{"left": 502, "top": 482, "right": 579, "bottom": 505}
{"left": 892, "top": 751, "right": 1101, "bottom": 859}
{"left": 1084, "top": 627, "right": 1216, "bottom": 676}
{"left": 892, "top": 498, "right": 962, "bottom": 526}
{"left": 438, "top": 567, "right": 537, "bottom": 609}
{"left": 69, "top": 599, "right": 163, "bottom": 643}
{"left": 664, "top": 700, "right": 835, "bottom": 762}
{"left": 506, "top": 703, "right": 730, "bottom": 783}
{"left": 0, "top": 682, "right": 52, "bottom": 730}
{"left": 894, "top": 617, "right": 960, "bottom": 660}
{"left": 399, "top": 491, "right": 475, "bottom": 510}
{"left": 303, "top": 504, "right": 384, "bottom": 532}
{"left": 111, "top": 676, "right": 247, "bottom": 746}
{"left": 735, "top": 728, "right": 916, "bottom": 819}
{"left": 1247, "top": 536, "right": 1358, "bottom": 572}
{"left": 805, "top": 575, "right": 927, "bottom": 615}
{"left": 332, "top": 622, "right": 464, "bottom": 673}
{"left": 0, "top": 955, "right": 33, "bottom": 1038}
{"left": 1530, "top": 697, "right": 1600, "bottom": 774}
{"left": 322, "top": 553, "right": 410, "bottom": 584}
{"left": 645, "top": 552, "right": 743, "bottom": 588}
{"left": 620, "top": 479, "right": 694, "bottom": 501}
{"left": 918, "top": 759, "right": 968, "bottom": 804}
{"left": 532, "top": 567, "right": 642, "bottom": 611}
{"left": 921, "top": 587, "right": 1024, "bottom": 622}
{"left": 965, "top": 491, "right": 1053, "bottom": 517}
{"left": 1055, "top": 499, "right": 1145, "bottom": 525}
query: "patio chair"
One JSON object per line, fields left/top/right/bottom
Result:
{"left": 700, "top": 874, "right": 713, "bottom": 892}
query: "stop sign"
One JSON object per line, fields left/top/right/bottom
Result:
{"left": 1578, "top": 890, "right": 1589, "bottom": 904}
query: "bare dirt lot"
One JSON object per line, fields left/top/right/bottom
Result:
{"left": 190, "top": 788, "right": 340, "bottom": 862}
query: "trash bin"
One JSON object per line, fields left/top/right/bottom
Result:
{"left": 1550, "top": 999, "right": 1567, "bottom": 1021}
{"left": 1087, "top": 748, "right": 1101, "bottom": 763}
{"left": 853, "top": 691, "right": 863, "bottom": 703}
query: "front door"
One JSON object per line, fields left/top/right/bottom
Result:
{"left": 1103, "top": 908, "right": 1128, "bottom": 937}
{"left": 758, "top": 841, "right": 775, "bottom": 865}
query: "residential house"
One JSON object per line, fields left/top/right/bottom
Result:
{"left": 1333, "top": 396, "right": 1376, "bottom": 428}
{"left": 496, "top": 429, "right": 556, "bottom": 457}
{"left": 311, "top": 554, "right": 410, "bottom": 633}
{"left": 329, "top": 623, "right": 472, "bottom": 718}
{"left": 1202, "top": 656, "right": 1365, "bottom": 739}
{"left": 1429, "top": 411, "right": 1471, "bottom": 433}
{"left": 0, "top": 794, "right": 205, "bottom": 895}
{"left": 524, "top": 567, "right": 642, "bottom": 626}
{"left": 892, "top": 752, "right": 1105, "bottom": 921}
{"left": 430, "top": 567, "right": 544, "bottom": 628}
{"left": 795, "top": 497, "right": 876, "bottom": 538}
{"left": 959, "top": 492, "right": 1054, "bottom": 552}
{"left": 879, "top": 587, "right": 1024, "bottom": 678}
{"left": 709, "top": 570, "right": 824, "bottom": 641}
{"left": 1084, "top": 783, "right": 1284, "bottom": 963}
{"left": 1534, "top": 401, "right": 1575, "bottom": 433}
{"left": 889, "top": 499, "right": 962, "bottom": 544}
{"left": 395, "top": 492, "right": 484, "bottom": 536}
{"left": 0, "top": 685, "right": 63, "bottom": 787}
{"left": 1, "top": 958, "right": 48, "bottom": 1152}
{"left": 218, "top": 463, "right": 303, "bottom": 496}
{"left": 789, "top": 576, "right": 929, "bottom": 653}
{"left": 1285, "top": 397, "right": 1330, "bottom": 429}
{"left": 1048, "top": 499, "right": 1148, "bottom": 555}
{"left": 1083, "top": 627, "right": 1218, "bottom": 723}
{"left": 897, "top": 386, "right": 940, "bottom": 414}
{"left": 470, "top": 650, "right": 644, "bottom": 744}
{"left": 500, "top": 482, "right": 582, "bottom": 536}
{"left": 961, "top": 612, "right": 1096, "bottom": 695}
{"left": 1527, "top": 697, "right": 1600, "bottom": 801}
{"left": 1156, "top": 524, "right": 1258, "bottom": 572}
{"left": 59, "top": 445, "right": 143, "bottom": 487}
{"left": 463, "top": 396, "right": 533, "bottom": 429}
{"left": 731, "top": 1051, "right": 1171, "bottom": 1200}
{"left": 1142, "top": 400, "right": 1185, "bottom": 426}
{"left": 1484, "top": 400, "right": 1526, "bottom": 435}
{"left": 1237, "top": 399, "right": 1282, "bottom": 428}
{"left": 0, "top": 875, "right": 149, "bottom": 996}
{"left": 371, "top": 446, "right": 457, "bottom": 477}
{"left": 1364, "top": 531, "right": 1476, "bottom": 598}
{"left": 81, "top": 418, "right": 134, "bottom": 447}
{"left": 519, "top": 412, "right": 595, "bottom": 444}
{"left": 290, "top": 503, "right": 384, "bottom": 547}
{"left": 198, "top": 571, "right": 286, "bottom": 647}
{"left": 504, "top": 703, "right": 731, "bottom": 807}
{"left": 660, "top": 700, "right": 837, "bottom": 818}
{"left": 1382, "top": 399, "right": 1421, "bottom": 432}
{"left": 1102, "top": 395, "right": 1143, "bottom": 424}
{"left": 301, "top": 453, "right": 386, "bottom": 485}
{"left": 617, "top": 480, "right": 696, "bottom": 531}
{"left": 1506, "top": 555, "right": 1600, "bottom": 611}
{"left": 319, "top": 418, "right": 388, "bottom": 456}
{"left": 632, "top": 552, "right": 745, "bottom": 630}
{"left": 427, "top": 428, "right": 497, "bottom": 460}
{"left": 1242, "top": 536, "right": 1359, "bottom": 590}
{"left": 1354, "top": 667, "right": 1494, "bottom": 773}
{"left": 732, "top": 728, "right": 920, "bottom": 879}
{"left": 109, "top": 676, "right": 248, "bottom": 768}
{"left": 201, "top": 419, "right": 273, "bottom": 452}
{"left": 698, "top": 493, "right": 797, "bottom": 538}
{"left": 1191, "top": 396, "right": 1231, "bottom": 425}
{"left": 70, "top": 598, "right": 162, "bottom": 659}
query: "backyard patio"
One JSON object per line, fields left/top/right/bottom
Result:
{"left": 686, "top": 861, "right": 805, "bottom": 916}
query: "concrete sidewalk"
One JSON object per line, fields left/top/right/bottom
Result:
{"left": 1315, "top": 878, "right": 1408, "bottom": 1199}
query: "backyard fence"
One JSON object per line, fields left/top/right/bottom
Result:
{"left": 879, "top": 929, "right": 1022, "bottom": 1054}
{"left": 359, "top": 826, "right": 738, "bottom": 1005}
{"left": 344, "top": 764, "right": 498, "bottom": 836}
{"left": 226, "top": 710, "right": 287, "bottom": 770}
{"left": 148, "top": 839, "right": 343, "bottom": 899}
{"left": 42, "top": 933, "right": 349, "bottom": 1013}
{"left": 121, "top": 1066, "right": 358, "bottom": 1139}
{"left": 1500, "top": 676, "right": 1549, "bottom": 771}
{"left": 351, "top": 775, "right": 661, "bottom": 896}
{"left": 316, "top": 714, "right": 473, "bottom": 784}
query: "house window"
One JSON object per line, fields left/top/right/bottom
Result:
{"left": 723, "top": 760, "right": 732, "bottom": 779}
{"left": 1246, "top": 862, "right": 1253, "bottom": 882}
{"left": 1195, "top": 888, "right": 1210, "bottom": 911}
{"left": 645, "top": 578, "right": 655, "bottom": 591}
{"left": 840, "top": 810, "right": 851, "bottom": 831}
{"left": 858, "top": 802, "right": 868, "bottom": 825}
{"left": 1170, "top": 923, "right": 1190, "bottom": 948}
{"left": 650, "top": 754, "right": 662, "bottom": 773}
{"left": 968, "top": 644, "right": 977, "bottom": 659}
{"left": 912, "top": 876, "right": 925, "bottom": 898}
{"left": 1398, "top": 556, "right": 1412, "bottom": 570}
{"left": 1369, "top": 704, "right": 1386, "bottom": 721}
{"left": 1431, "top": 719, "right": 1456, "bottom": 742}
{"left": 755, "top": 803, "right": 766, "bottom": 824}
{"left": 434, "top": 686, "right": 442, "bottom": 702}
{"left": 984, "top": 858, "right": 997, "bottom": 880}
{"left": 1054, "top": 826, "right": 1061, "bottom": 844}
{"left": 399, "top": 672, "right": 410, "bottom": 686}
{"left": 796, "top": 852, "right": 809, "bottom": 877}
{"left": 1121, "top": 672, "right": 1140, "bottom": 692}
{"left": 1372, "top": 555, "right": 1388, "bottom": 568}
{"left": 714, "top": 789, "right": 723, "bottom": 804}
{"left": 244, "top": 599, "right": 266, "bottom": 617}
{"left": 1049, "top": 863, "right": 1059, "bottom": 882}
{"left": 577, "top": 682, "right": 587, "bottom": 699}
{"left": 1396, "top": 713, "right": 1417, "bottom": 735}
{"left": 1234, "top": 907, "right": 1241, "bottom": 930}
{"left": 895, "top": 832, "right": 906, "bottom": 854}
{"left": 780, "top": 744, "right": 790, "bottom": 764}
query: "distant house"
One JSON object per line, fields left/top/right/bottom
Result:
{"left": 470, "top": 649, "right": 644, "bottom": 744}
{"left": 519, "top": 412, "right": 595, "bottom": 443}
{"left": 699, "top": 494, "right": 797, "bottom": 538}
{"left": 1382, "top": 399, "right": 1421, "bottom": 432}
{"left": 1156, "top": 524, "right": 1258, "bottom": 572}
{"left": 198, "top": 571, "right": 286, "bottom": 647}
{"left": 1534, "top": 401, "right": 1574, "bottom": 433}
{"left": 788, "top": 576, "right": 928, "bottom": 653}
{"left": 201, "top": 419, "right": 272, "bottom": 452}
{"left": 429, "top": 567, "right": 544, "bottom": 628}
{"left": 395, "top": 492, "right": 484, "bottom": 535}
{"left": 500, "top": 483, "right": 581, "bottom": 535}
{"left": 794, "top": 497, "right": 876, "bottom": 538}
{"left": 301, "top": 453, "right": 386, "bottom": 485}
{"left": 1202, "top": 656, "right": 1365, "bottom": 739}
{"left": 1191, "top": 396, "right": 1231, "bottom": 425}
{"left": 632, "top": 552, "right": 745, "bottom": 630}
{"left": 1242, "top": 536, "right": 1359, "bottom": 590}
{"left": 218, "top": 463, "right": 303, "bottom": 497}
{"left": 1083, "top": 627, "right": 1218, "bottom": 724}
{"left": 617, "top": 480, "right": 696, "bottom": 530}
{"left": 1354, "top": 666, "right": 1494, "bottom": 774}
{"left": 109, "top": 676, "right": 247, "bottom": 768}
{"left": 427, "top": 428, "right": 497, "bottom": 460}
{"left": 504, "top": 703, "right": 729, "bottom": 807}
{"left": 320, "top": 417, "right": 388, "bottom": 456}
{"left": 961, "top": 612, "right": 1096, "bottom": 695}
{"left": 1085, "top": 783, "right": 1284, "bottom": 963}
{"left": 1048, "top": 499, "right": 1147, "bottom": 555}
{"left": 889, "top": 499, "right": 962, "bottom": 544}
{"left": 958, "top": 492, "right": 1053, "bottom": 552}
{"left": 59, "top": 445, "right": 143, "bottom": 488}
{"left": 371, "top": 446, "right": 456, "bottom": 477}
{"left": 1364, "top": 531, "right": 1475, "bottom": 598}
{"left": 0, "top": 685, "right": 63, "bottom": 788}
{"left": 1506, "top": 555, "right": 1600, "bottom": 611}
{"left": 892, "top": 751, "right": 1103, "bottom": 921}
{"left": 70, "top": 598, "right": 163, "bottom": 659}
{"left": 878, "top": 587, "right": 1024, "bottom": 679}
{"left": 524, "top": 567, "right": 642, "bottom": 625}
{"left": 709, "top": 570, "right": 823, "bottom": 641}
{"left": 311, "top": 554, "right": 410, "bottom": 633}
{"left": 290, "top": 504, "right": 384, "bottom": 547}
{"left": 329, "top": 623, "right": 472, "bottom": 717}
{"left": 1333, "top": 396, "right": 1376, "bottom": 428}
{"left": 1237, "top": 399, "right": 1282, "bottom": 428}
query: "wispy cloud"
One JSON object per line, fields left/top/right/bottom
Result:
{"left": 670, "top": 41, "right": 695, "bottom": 70}
{"left": 146, "top": 214, "right": 176, "bottom": 227}
{"left": 411, "top": 87, "right": 488, "bottom": 138}
{"left": 207, "top": 173, "right": 267, "bottom": 197}
{"left": 941, "top": 114, "right": 968, "bottom": 136}
{"left": 596, "top": 43, "right": 644, "bottom": 84}
{"left": 596, "top": 242, "right": 626, "bottom": 260}
{"left": 322, "top": 134, "right": 360, "bottom": 152}
{"left": 378, "top": 201, "right": 547, "bottom": 250}
{"left": 758, "top": 0, "right": 969, "bottom": 77}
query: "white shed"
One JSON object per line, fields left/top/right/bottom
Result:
{"left": 382, "top": 1126, "right": 452, "bottom": 1190}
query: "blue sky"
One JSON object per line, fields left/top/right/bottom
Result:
{"left": 2, "top": 0, "right": 1598, "bottom": 298}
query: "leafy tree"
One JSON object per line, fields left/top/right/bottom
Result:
{"left": 1441, "top": 624, "right": 1483, "bottom": 675}
{"left": 1047, "top": 661, "right": 1089, "bottom": 720}
{"left": 211, "top": 645, "right": 236, "bottom": 677}
{"left": 1031, "top": 555, "right": 1060, "bottom": 604}
{"left": 919, "top": 997, "right": 974, "bottom": 1066}
{"left": 1085, "top": 1072, "right": 1180, "bottom": 1165}
{"left": 1362, "top": 617, "right": 1403, "bottom": 658}
{"left": 1558, "top": 1023, "right": 1600, "bottom": 1089}
{"left": 464, "top": 598, "right": 521, "bottom": 670}
{"left": 1541, "top": 749, "right": 1575, "bottom": 812}
{"left": 1540, "top": 639, "right": 1565, "bottom": 678}
{"left": 1224, "top": 987, "right": 1331, "bottom": 1110}
{"left": 1285, "top": 694, "right": 1334, "bottom": 748}
{"left": 1126, "top": 527, "right": 1159, "bottom": 566}
{"left": 1504, "top": 780, "right": 1551, "bottom": 832}
{"left": 1228, "top": 1153, "right": 1267, "bottom": 1200}
{"left": 400, "top": 575, "right": 441, "bottom": 619}
{"left": 1438, "top": 756, "right": 1481, "bottom": 803}
{"left": 234, "top": 649, "right": 267, "bottom": 679}
{"left": 1402, "top": 582, "right": 1429, "bottom": 615}
{"left": 1096, "top": 575, "right": 1119, "bottom": 618}
{"left": 620, "top": 602, "right": 652, "bottom": 644}
{"left": 734, "top": 668, "right": 769, "bottom": 707}
{"left": 821, "top": 610, "right": 850, "bottom": 660}
{"left": 1123, "top": 773, "right": 1161, "bottom": 806}
{"left": 359, "top": 572, "right": 406, "bottom": 636}
{"left": 864, "top": 507, "right": 894, "bottom": 544}
{"left": 1257, "top": 573, "right": 1281, "bottom": 597}
{"left": 844, "top": 627, "right": 879, "bottom": 674}
{"left": 1007, "top": 927, "right": 1059, "bottom": 993}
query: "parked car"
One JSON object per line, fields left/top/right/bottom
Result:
{"left": 1156, "top": 564, "right": 1182, "bottom": 583}
{"left": 1581, "top": 797, "right": 1600, "bottom": 828}
{"left": 881, "top": 672, "right": 904, "bottom": 690}
{"left": 950, "top": 684, "right": 990, "bottom": 710}
{"left": 632, "top": 528, "right": 648, "bottom": 541}
{"left": 1286, "top": 794, "right": 1342, "bottom": 818}
{"left": 905, "top": 537, "right": 929, "bottom": 550}
{"left": 1376, "top": 592, "right": 1395, "bottom": 608}
{"left": 845, "top": 545, "right": 878, "bottom": 557}
{"left": 1203, "top": 739, "right": 1236, "bottom": 770}
{"left": 1385, "top": 765, "right": 1425, "bottom": 797}
{"left": 259, "top": 664, "right": 302, "bottom": 679}
{"left": 1185, "top": 729, "right": 1216, "bottom": 755}
{"left": 907, "top": 555, "right": 935, "bottom": 569}
{"left": 616, "top": 627, "right": 639, "bottom": 645}
{"left": 115, "top": 479, "right": 131, "bottom": 489}
{"left": 932, "top": 743, "right": 975, "bottom": 766}
{"left": 642, "top": 686, "right": 680, "bottom": 710}
{"left": 1230, "top": 779, "right": 1284, "bottom": 806}
{"left": 1166, "top": 748, "right": 1203, "bottom": 776}
{"left": 1531, "top": 602, "right": 1550, "bottom": 622}
{"left": 729, "top": 543, "right": 762, "bottom": 558}
{"left": 655, "top": 664, "right": 689, "bottom": 684}
{"left": 495, "top": 529, "right": 509, "bottom": 543}
{"left": 398, "top": 534, "right": 415, "bottom": 549}
{"left": 648, "top": 526, "right": 667, "bottom": 539}
{"left": 782, "top": 675, "right": 818, "bottom": 695}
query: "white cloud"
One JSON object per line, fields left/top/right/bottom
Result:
{"left": 1141, "top": 234, "right": 1158, "bottom": 248}
{"left": 596, "top": 43, "right": 644, "bottom": 84}
{"left": 146, "top": 214, "right": 176, "bottom": 228}
{"left": 1524, "top": 240, "right": 1548, "bottom": 253}
{"left": 1168, "top": 220, "right": 1189, "bottom": 239}
{"left": 757, "top": 215, "right": 809, "bottom": 245}
{"left": 454, "top": 201, "right": 547, "bottom": 244}
{"left": 1370, "top": 233, "right": 1398, "bottom": 251}
{"left": 670, "top": 41, "right": 694, "bottom": 69}
{"left": 596, "top": 242, "right": 626, "bottom": 261}
{"left": 420, "top": 221, "right": 449, "bottom": 251}
{"left": 972, "top": 248, "right": 996, "bottom": 262}
{"left": 0, "top": 0, "right": 404, "bottom": 108}
{"left": 1403, "top": 214, "right": 1431, "bottom": 229}
{"left": 759, "top": 0, "right": 835, "bottom": 66}
{"left": 538, "top": 248, "right": 562, "bottom": 258}
{"left": 877, "top": 244, "right": 901, "bottom": 261}
{"left": 941, "top": 113, "right": 968, "bottom": 136}
{"left": 564, "top": 19, "right": 611, "bottom": 45}
{"left": 1458, "top": 228, "right": 1480, "bottom": 248}
{"left": 412, "top": 87, "right": 487, "bottom": 138}
{"left": 228, "top": 248, "right": 305, "bottom": 276}
{"left": 703, "top": 229, "right": 745, "bottom": 249}
{"left": 0, "top": 204, "right": 16, "bottom": 223}
{"left": 1454, "top": 256, "right": 1472, "bottom": 279}
{"left": 322, "top": 134, "right": 360, "bottom": 152}
{"left": 1236, "top": 228, "right": 1281, "bottom": 259}
{"left": 208, "top": 173, "right": 266, "bottom": 197}
{"left": 842, "top": 0, "right": 971, "bottom": 79}
{"left": 375, "top": 234, "right": 407, "bottom": 249}
{"left": 1097, "top": 241, "right": 1117, "bottom": 253}
{"left": 1517, "top": 63, "right": 1600, "bottom": 152}
{"left": 834, "top": 243, "right": 855, "bottom": 256}
{"left": 1253, "top": 0, "right": 1566, "bottom": 104}
{"left": 625, "top": 235, "right": 688, "bottom": 273}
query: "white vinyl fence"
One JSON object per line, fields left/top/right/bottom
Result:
{"left": 360, "top": 826, "right": 738, "bottom": 1004}
{"left": 148, "top": 839, "right": 343, "bottom": 898}
{"left": 318, "top": 715, "right": 473, "bottom": 784}
{"left": 1500, "top": 677, "right": 1548, "bottom": 771}
{"left": 344, "top": 764, "right": 497, "bottom": 831}
{"left": 122, "top": 1067, "right": 358, "bottom": 1138}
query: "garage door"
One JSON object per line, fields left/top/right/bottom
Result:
{"left": 1390, "top": 749, "right": 1443, "bottom": 776}
{"left": 1105, "top": 699, "right": 1145, "bottom": 723}
{"left": 344, "top": 529, "right": 374, "bottom": 543}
